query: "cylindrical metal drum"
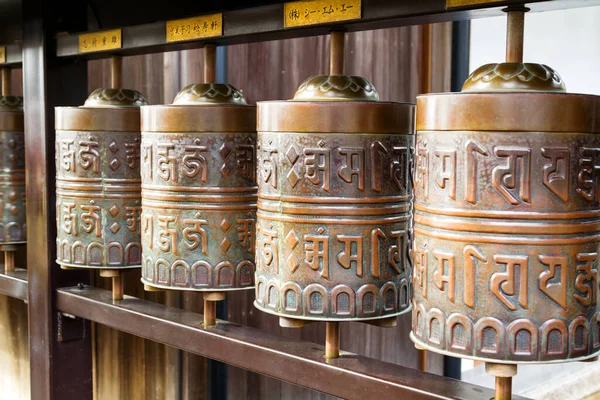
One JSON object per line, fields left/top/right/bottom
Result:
{"left": 55, "top": 89, "right": 147, "bottom": 270}
{"left": 255, "top": 76, "right": 414, "bottom": 322}
{"left": 411, "top": 63, "right": 600, "bottom": 363}
{"left": 140, "top": 84, "right": 256, "bottom": 291}
{"left": 0, "top": 96, "right": 25, "bottom": 247}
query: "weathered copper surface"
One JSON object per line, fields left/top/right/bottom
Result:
{"left": 411, "top": 64, "right": 600, "bottom": 363}
{"left": 55, "top": 88, "right": 147, "bottom": 269}
{"left": 0, "top": 96, "right": 25, "bottom": 245}
{"left": 255, "top": 76, "right": 414, "bottom": 321}
{"left": 140, "top": 83, "right": 257, "bottom": 291}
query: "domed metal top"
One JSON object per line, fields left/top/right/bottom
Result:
{"left": 0, "top": 96, "right": 23, "bottom": 111}
{"left": 173, "top": 83, "right": 247, "bottom": 105}
{"left": 83, "top": 88, "right": 148, "bottom": 108}
{"left": 293, "top": 75, "right": 379, "bottom": 101}
{"left": 462, "top": 63, "right": 566, "bottom": 93}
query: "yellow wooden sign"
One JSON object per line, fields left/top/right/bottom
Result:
{"left": 79, "top": 29, "right": 122, "bottom": 53}
{"left": 447, "top": 0, "right": 504, "bottom": 8}
{"left": 284, "top": 0, "right": 361, "bottom": 28}
{"left": 166, "top": 14, "right": 223, "bottom": 43}
{"left": 0, "top": 47, "right": 5, "bottom": 64}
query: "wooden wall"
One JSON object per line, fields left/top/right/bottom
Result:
{"left": 0, "top": 22, "right": 452, "bottom": 400}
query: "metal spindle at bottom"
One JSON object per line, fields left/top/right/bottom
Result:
{"left": 2, "top": 245, "right": 16, "bottom": 272}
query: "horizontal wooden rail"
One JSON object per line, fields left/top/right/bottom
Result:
{"left": 0, "top": 267, "right": 27, "bottom": 300}
{"left": 55, "top": 0, "right": 598, "bottom": 59}
{"left": 56, "top": 286, "right": 531, "bottom": 400}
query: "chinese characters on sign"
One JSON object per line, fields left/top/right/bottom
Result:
{"left": 0, "top": 47, "right": 5, "bottom": 64}
{"left": 284, "top": 0, "right": 361, "bottom": 28}
{"left": 166, "top": 14, "right": 223, "bottom": 43}
{"left": 78, "top": 29, "right": 122, "bottom": 53}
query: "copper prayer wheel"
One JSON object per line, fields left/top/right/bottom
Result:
{"left": 139, "top": 83, "right": 257, "bottom": 292}
{"left": 55, "top": 88, "right": 147, "bottom": 270}
{"left": 255, "top": 75, "right": 415, "bottom": 324}
{"left": 0, "top": 96, "right": 26, "bottom": 253}
{"left": 410, "top": 62, "right": 600, "bottom": 364}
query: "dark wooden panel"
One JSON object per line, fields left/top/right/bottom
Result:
{"left": 225, "top": 24, "right": 451, "bottom": 399}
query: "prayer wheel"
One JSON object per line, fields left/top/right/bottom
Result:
{"left": 411, "top": 63, "right": 600, "bottom": 363}
{"left": 255, "top": 75, "right": 415, "bottom": 325}
{"left": 410, "top": 10, "right": 600, "bottom": 399}
{"left": 55, "top": 88, "right": 147, "bottom": 271}
{"left": 0, "top": 95, "right": 26, "bottom": 265}
{"left": 139, "top": 83, "right": 257, "bottom": 293}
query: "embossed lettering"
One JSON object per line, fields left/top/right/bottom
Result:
{"left": 125, "top": 139, "right": 140, "bottom": 169}
{"left": 433, "top": 250, "right": 455, "bottom": 302}
{"left": 62, "top": 202, "right": 78, "bottom": 235}
{"left": 183, "top": 212, "right": 208, "bottom": 254}
{"left": 142, "top": 143, "right": 153, "bottom": 180}
{"left": 413, "top": 242, "right": 428, "bottom": 298}
{"left": 78, "top": 139, "right": 100, "bottom": 173}
{"left": 305, "top": 146, "right": 331, "bottom": 192}
{"left": 391, "top": 146, "right": 410, "bottom": 192}
{"left": 492, "top": 147, "right": 531, "bottom": 205}
{"left": 434, "top": 149, "right": 456, "bottom": 200}
{"left": 465, "top": 140, "right": 489, "bottom": 204}
{"left": 261, "top": 142, "right": 278, "bottom": 189}
{"left": 491, "top": 255, "right": 529, "bottom": 311}
{"left": 236, "top": 143, "right": 255, "bottom": 181}
{"left": 157, "top": 143, "right": 177, "bottom": 182}
{"left": 261, "top": 224, "right": 279, "bottom": 273}
{"left": 542, "top": 147, "right": 570, "bottom": 202}
{"left": 576, "top": 147, "right": 600, "bottom": 202}
{"left": 236, "top": 218, "right": 255, "bottom": 254}
{"left": 388, "top": 230, "right": 408, "bottom": 274}
{"left": 574, "top": 252, "right": 598, "bottom": 306}
{"left": 371, "top": 228, "right": 386, "bottom": 278}
{"left": 371, "top": 141, "right": 389, "bottom": 192}
{"left": 337, "top": 235, "right": 363, "bottom": 277}
{"left": 464, "top": 245, "right": 486, "bottom": 308}
{"left": 305, "top": 227, "right": 330, "bottom": 279}
{"left": 182, "top": 140, "right": 208, "bottom": 182}
{"left": 539, "top": 255, "right": 568, "bottom": 309}
{"left": 157, "top": 215, "right": 178, "bottom": 255}
{"left": 80, "top": 200, "right": 101, "bottom": 237}
{"left": 125, "top": 206, "right": 142, "bottom": 233}
{"left": 141, "top": 213, "right": 153, "bottom": 249}
{"left": 338, "top": 147, "right": 364, "bottom": 191}
{"left": 61, "top": 139, "right": 76, "bottom": 172}
{"left": 415, "top": 143, "right": 429, "bottom": 199}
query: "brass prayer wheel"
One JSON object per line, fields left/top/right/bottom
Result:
{"left": 255, "top": 75, "right": 414, "bottom": 322}
{"left": 140, "top": 83, "right": 256, "bottom": 291}
{"left": 0, "top": 96, "right": 26, "bottom": 247}
{"left": 55, "top": 88, "right": 147, "bottom": 270}
{"left": 410, "top": 62, "right": 600, "bottom": 363}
